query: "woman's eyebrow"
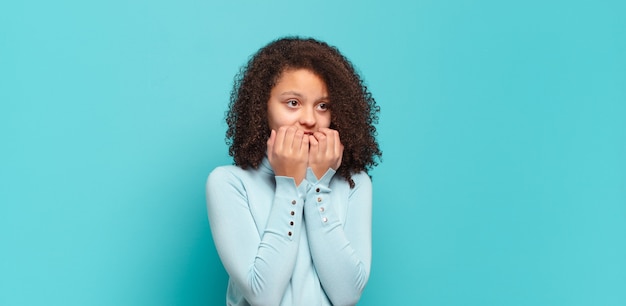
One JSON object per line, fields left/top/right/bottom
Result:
{"left": 279, "top": 91, "right": 303, "bottom": 97}
{"left": 279, "top": 91, "right": 329, "bottom": 102}
{"left": 317, "top": 96, "right": 330, "bottom": 102}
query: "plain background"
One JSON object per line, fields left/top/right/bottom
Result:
{"left": 1, "top": 0, "right": 625, "bottom": 305}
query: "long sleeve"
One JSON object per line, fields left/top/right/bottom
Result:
{"left": 206, "top": 167, "right": 307, "bottom": 306}
{"left": 303, "top": 169, "right": 372, "bottom": 306}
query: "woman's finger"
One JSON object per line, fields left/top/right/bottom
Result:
{"left": 274, "top": 126, "right": 287, "bottom": 153}
{"left": 333, "top": 130, "right": 342, "bottom": 158}
{"left": 267, "top": 129, "right": 276, "bottom": 155}
{"left": 325, "top": 129, "right": 336, "bottom": 157}
{"left": 313, "top": 131, "right": 327, "bottom": 156}
{"left": 292, "top": 128, "right": 304, "bottom": 154}
{"left": 300, "top": 133, "right": 310, "bottom": 156}
{"left": 309, "top": 133, "right": 319, "bottom": 155}
{"left": 283, "top": 126, "right": 297, "bottom": 153}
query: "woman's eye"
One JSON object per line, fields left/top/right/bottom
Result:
{"left": 287, "top": 100, "right": 299, "bottom": 107}
{"left": 317, "top": 103, "right": 328, "bottom": 111}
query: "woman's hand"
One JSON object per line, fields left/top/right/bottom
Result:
{"left": 267, "top": 126, "right": 309, "bottom": 185}
{"left": 308, "top": 128, "right": 343, "bottom": 180}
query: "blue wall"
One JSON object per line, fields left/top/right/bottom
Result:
{"left": 1, "top": 0, "right": 625, "bottom": 305}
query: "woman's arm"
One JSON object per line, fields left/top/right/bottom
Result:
{"left": 303, "top": 169, "right": 372, "bottom": 306}
{"left": 206, "top": 167, "right": 306, "bottom": 306}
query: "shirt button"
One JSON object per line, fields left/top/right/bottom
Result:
{"left": 288, "top": 231, "right": 292, "bottom": 236}
{"left": 322, "top": 217, "right": 328, "bottom": 223}
{"left": 317, "top": 197, "right": 322, "bottom": 202}
{"left": 290, "top": 211, "right": 295, "bottom": 216}
{"left": 316, "top": 188, "right": 320, "bottom": 193}
{"left": 320, "top": 207, "right": 325, "bottom": 212}
{"left": 290, "top": 221, "right": 294, "bottom": 226}
{"left": 291, "top": 200, "right": 296, "bottom": 205}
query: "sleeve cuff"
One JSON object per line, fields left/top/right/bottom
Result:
{"left": 305, "top": 167, "right": 336, "bottom": 188}
{"left": 272, "top": 176, "right": 307, "bottom": 241}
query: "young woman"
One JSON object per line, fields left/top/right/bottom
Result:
{"left": 206, "top": 37, "right": 381, "bottom": 306}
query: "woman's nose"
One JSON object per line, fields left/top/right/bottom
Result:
{"left": 299, "top": 108, "right": 316, "bottom": 127}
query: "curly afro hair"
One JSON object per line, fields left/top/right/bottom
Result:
{"left": 226, "top": 37, "right": 381, "bottom": 188}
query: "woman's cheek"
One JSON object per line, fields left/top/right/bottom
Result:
{"left": 321, "top": 114, "right": 331, "bottom": 129}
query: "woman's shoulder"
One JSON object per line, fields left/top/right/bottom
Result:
{"left": 209, "top": 163, "right": 251, "bottom": 177}
{"left": 207, "top": 164, "right": 244, "bottom": 186}
{"left": 207, "top": 164, "right": 266, "bottom": 187}
{"left": 330, "top": 171, "right": 372, "bottom": 192}
{"left": 206, "top": 165, "right": 253, "bottom": 203}
{"left": 209, "top": 164, "right": 244, "bottom": 176}
{"left": 351, "top": 171, "right": 371, "bottom": 182}
{"left": 350, "top": 171, "right": 372, "bottom": 190}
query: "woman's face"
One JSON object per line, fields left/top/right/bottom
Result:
{"left": 267, "top": 69, "right": 331, "bottom": 133}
